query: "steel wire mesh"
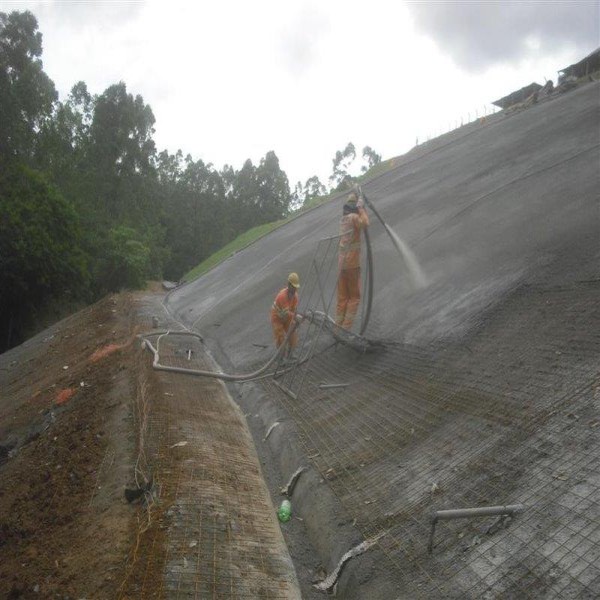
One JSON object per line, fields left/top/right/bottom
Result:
{"left": 261, "top": 274, "right": 600, "bottom": 598}
{"left": 121, "top": 299, "right": 299, "bottom": 599}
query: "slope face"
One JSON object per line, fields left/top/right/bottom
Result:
{"left": 0, "top": 295, "right": 136, "bottom": 598}
{"left": 168, "top": 82, "right": 599, "bottom": 364}
{"left": 165, "top": 82, "right": 599, "bottom": 598}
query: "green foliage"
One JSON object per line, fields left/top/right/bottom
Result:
{"left": 329, "top": 142, "right": 356, "bottom": 189}
{"left": 162, "top": 156, "right": 229, "bottom": 278}
{"left": 96, "top": 226, "right": 152, "bottom": 291}
{"left": 0, "top": 163, "right": 87, "bottom": 347}
{"left": 329, "top": 143, "right": 383, "bottom": 189}
{"left": 161, "top": 151, "right": 291, "bottom": 280}
{"left": 255, "top": 151, "right": 291, "bottom": 221}
{"left": 86, "top": 82, "right": 158, "bottom": 221}
{"left": 184, "top": 220, "right": 284, "bottom": 282}
{"left": 291, "top": 175, "right": 327, "bottom": 210}
{"left": 361, "top": 145, "right": 382, "bottom": 172}
{"left": 0, "top": 10, "right": 57, "bottom": 161}
{"left": 304, "top": 175, "right": 327, "bottom": 199}
{"left": 0, "top": 9, "right": 390, "bottom": 350}
{"left": 33, "top": 82, "right": 93, "bottom": 186}
{"left": 290, "top": 181, "right": 304, "bottom": 211}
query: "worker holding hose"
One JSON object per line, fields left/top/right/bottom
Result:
{"left": 271, "top": 272, "right": 301, "bottom": 358}
{"left": 336, "top": 191, "right": 369, "bottom": 330}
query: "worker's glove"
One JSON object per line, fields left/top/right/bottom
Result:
{"left": 295, "top": 313, "right": 304, "bottom": 324}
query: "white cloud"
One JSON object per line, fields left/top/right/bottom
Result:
{"left": 279, "top": 4, "right": 330, "bottom": 77}
{"left": 408, "top": 1, "right": 599, "bottom": 72}
{"left": 2, "top": 0, "right": 592, "bottom": 185}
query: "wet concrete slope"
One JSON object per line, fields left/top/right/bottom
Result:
{"left": 168, "top": 82, "right": 599, "bottom": 361}
{"left": 165, "top": 81, "right": 600, "bottom": 598}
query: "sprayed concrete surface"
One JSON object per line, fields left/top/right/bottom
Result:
{"left": 165, "top": 81, "right": 599, "bottom": 597}
{"left": 169, "top": 82, "right": 599, "bottom": 360}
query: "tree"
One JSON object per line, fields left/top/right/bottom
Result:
{"left": 229, "top": 158, "right": 259, "bottom": 232}
{"left": 162, "top": 157, "right": 229, "bottom": 278}
{"left": 290, "top": 181, "right": 304, "bottom": 211}
{"left": 93, "top": 225, "right": 152, "bottom": 292}
{"left": 361, "top": 145, "right": 381, "bottom": 172}
{"left": 329, "top": 142, "right": 356, "bottom": 190}
{"left": 255, "top": 151, "right": 290, "bottom": 222}
{"left": 290, "top": 175, "right": 327, "bottom": 209}
{"left": 87, "top": 82, "right": 157, "bottom": 221}
{"left": 33, "top": 82, "right": 93, "bottom": 187}
{"left": 1, "top": 10, "right": 312, "bottom": 345}
{"left": 303, "top": 175, "right": 327, "bottom": 202}
{"left": 0, "top": 163, "right": 87, "bottom": 347}
{"left": 226, "top": 151, "right": 290, "bottom": 232}
{"left": 90, "top": 82, "right": 156, "bottom": 177}
{"left": 0, "top": 10, "right": 57, "bottom": 162}
{"left": 157, "top": 148, "right": 183, "bottom": 186}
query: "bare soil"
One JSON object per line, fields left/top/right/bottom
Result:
{"left": 0, "top": 294, "right": 138, "bottom": 599}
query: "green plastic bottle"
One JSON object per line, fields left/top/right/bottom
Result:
{"left": 278, "top": 499, "right": 292, "bottom": 523}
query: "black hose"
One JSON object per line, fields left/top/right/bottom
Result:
{"left": 146, "top": 217, "right": 376, "bottom": 381}
{"left": 359, "top": 226, "right": 374, "bottom": 336}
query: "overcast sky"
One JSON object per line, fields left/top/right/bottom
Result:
{"left": 3, "top": 0, "right": 598, "bottom": 186}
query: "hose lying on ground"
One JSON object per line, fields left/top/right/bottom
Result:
{"left": 141, "top": 324, "right": 300, "bottom": 382}
{"left": 140, "top": 308, "right": 384, "bottom": 384}
{"left": 141, "top": 223, "right": 377, "bottom": 382}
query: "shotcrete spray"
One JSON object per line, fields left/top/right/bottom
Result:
{"left": 381, "top": 221, "right": 427, "bottom": 288}
{"left": 359, "top": 186, "right": 427, "bottom": 289}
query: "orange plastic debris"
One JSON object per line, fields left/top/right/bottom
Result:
{"left": 55, "top": 388, "right": 76, "bottom": 405}
{"left": 89, "top": 341, "right": 128, "bottom": 362}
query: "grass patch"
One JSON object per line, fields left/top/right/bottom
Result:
{"left": 183, "top": 220, "right": 285, "bottom": 282}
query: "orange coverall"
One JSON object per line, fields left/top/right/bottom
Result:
{"left": 336, "top": 207, "right": 369, "bottom": 329}
{"left": 271, "top": 288, "right": 298, "bottom": 350}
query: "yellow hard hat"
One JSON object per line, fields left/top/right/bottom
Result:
{"left": 288, "top": 272, "right": 300, "bottom": 288}
{"left": 346, "top": 192, "right": 358, "bottom": 205}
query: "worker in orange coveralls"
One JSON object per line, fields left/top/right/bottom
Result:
{"left": 336, "top": 191, "right": 369, "bottom": 330}
{"left": 271, "top": 272, "right": 301, "bottom": 357}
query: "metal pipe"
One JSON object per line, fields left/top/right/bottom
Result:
{"left": 318, "top": 383, "right": 350, "bottom": 389}
{"left": 428, "top": 504, "right": 525, "bottom": 554}
{"left": 435, "top": 504, "right": 524, "bottom": 521}
{"left": 313, "top": 258, "right": 329, "bottom": 314}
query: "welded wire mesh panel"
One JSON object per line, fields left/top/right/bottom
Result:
{"left": 272, "top": 235, "right": 339, "bottom": 399}
{"left": 121, "top": 304, "right": 299, "bottom": 599}
{"left": 262, "top": 277, "right": 600, "bottom": 598}
{"left": 274, "top": 232, "right": 373, "bottom": 400}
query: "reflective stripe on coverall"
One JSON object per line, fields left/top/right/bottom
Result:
{"left": 336, "top": 207, "right": 369, "bottom": 329}
{"left": 271, "top": 287, "right": 298, "bottom": 349}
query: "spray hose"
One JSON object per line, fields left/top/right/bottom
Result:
{"left": 141, "top": 318, "right": 302, "bottom": 382}
{"left": 141, "top": 226, "right": 376, "bottom": 382}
